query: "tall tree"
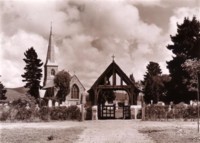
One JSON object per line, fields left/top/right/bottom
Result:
{"left": 142, "top": 62, "right": 163, "bottom": 104}
{"left": 54, "top": 70, "right": 71, "bottom": 103}
{"left": 166, "top": 17, "right": 200, "bottom": 103}
{"left": 21, "top": 47, "right": 43, "bottom": 99}
{"left": 0, "top": 82, "right": 7, "bottom": 100}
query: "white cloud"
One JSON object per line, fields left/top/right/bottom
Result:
{"left": 1, "top": 0, "right": 197, "bottom": 89}
{"left": 0, "top": 30, "right": 47, "bottom": 87}
{"left": 169, "top": 7, "right": 200, "bottom": 35}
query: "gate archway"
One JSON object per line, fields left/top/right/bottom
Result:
{"left": 88, "top": 60, "right": 140, "bottom": 119}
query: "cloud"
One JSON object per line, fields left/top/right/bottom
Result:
{"left": 169, "top": 7, "right": 200, "bottom": 35}
{"left": 1, "top": 0, "right": 197, "bottom": 89}
{"left": 128, "top": 0, "right": 162, "bottom": 7}
{"left": 0, "top": 30, "right": 47, "bottom": 87}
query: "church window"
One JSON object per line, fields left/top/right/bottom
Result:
{"left": 51, "top": 69, "right": 55, "bottom": 76}
{"left": 71, "top": 84, "right": 79, "bottom": 99}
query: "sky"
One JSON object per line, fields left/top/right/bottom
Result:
{"left": 0, "top": 0, "right": 200, "bottom": 89}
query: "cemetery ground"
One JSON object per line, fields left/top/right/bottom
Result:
{"left": 1, "top": 120, "right": 200, "bottom": 143}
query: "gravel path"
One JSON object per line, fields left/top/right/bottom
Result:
{"left": 1, "top": 120, "right": 196, "bottom": 143}
{"left": 76, "top": 120, "right": 154, "bottom": 143}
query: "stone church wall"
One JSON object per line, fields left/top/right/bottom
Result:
{"left": 65, "top": 75, "right": 85, "bottom": 105}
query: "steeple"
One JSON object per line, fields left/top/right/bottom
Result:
{"left": 43, "top": 23, "right": 58, "bottom": 87}
{"left": 45, "top": 22, "right": 55, "bottom": 65}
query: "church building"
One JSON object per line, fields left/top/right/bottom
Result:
{"left": 42, "top": 25, "right": 85, "bottom": 106}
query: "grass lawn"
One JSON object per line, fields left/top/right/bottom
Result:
{"left": 1, "top": 127, "right": 84, "bottom": 143}
{"left": 140, "top": 126, "right": 200, "bottom": 143}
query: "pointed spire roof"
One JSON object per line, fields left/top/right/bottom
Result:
{"left": 45, "top": 23, "right": 56, "bottom": 65}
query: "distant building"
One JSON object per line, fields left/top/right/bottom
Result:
{"left": 42, "top": 25, "right": 85, "bottom": 106}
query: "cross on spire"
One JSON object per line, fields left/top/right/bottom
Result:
{"left": 112, "top": 54, "right": 115, "bottom": 61}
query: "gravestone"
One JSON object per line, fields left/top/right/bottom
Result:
{"left": 55, "top": 101, "right": 59, "bottom": 107}
{"left": 48, "top": 99, "right": 52, "bottom": 107}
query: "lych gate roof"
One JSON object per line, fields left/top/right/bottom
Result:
{"left": 89, "top": 60, "right": 136, "bottom": 90}
{"left": 88, "top": 60, "right": 140, "bottom": 105}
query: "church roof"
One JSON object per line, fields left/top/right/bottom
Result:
{"left": 71, "top": 75, "right": 86, "bottom": 90}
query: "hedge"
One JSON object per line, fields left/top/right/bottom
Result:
{"left": 144, "top": 104, "right": 200, "bottom": 121}
{"left": 0, "top": 99, "right": 81, "bottom": 121}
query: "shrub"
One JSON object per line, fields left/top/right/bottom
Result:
{"left": 15, "top": 108, "right": 32, "bottom": 120}
{"left": 44, "top": 105, "right": 81, "bottom": 121}
{"left": 39, "top": 106, "right": 51, "bottom": 121}
{"left": 173, "top": 103, "right": 187, "bottom": 119}
{"left": 145, "top": 105, "right": 168, "bottom": 120}
{"left": 50, "top": 106, "right": 68, "bottom": 120}
{"left": 66, "top": 105, "right": 81, "bottom": 120}
{"left": 0, "top": 111, "right": 9, "bottom": 121}
{"left": 0, "top": 101, "right": 83, "bottom": 122}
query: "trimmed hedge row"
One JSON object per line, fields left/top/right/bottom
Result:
{"left": 145, "top": 104, "right": 200, "bottom": 121}
{"left": 0, "top": 100, "right": 81, "bottom": 121}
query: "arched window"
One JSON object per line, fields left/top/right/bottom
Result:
{"left": 71, "top": 84, "right": 79, "bottom": 99}
{"left": 51, "top": 69, "right": 55, "bottom": 76}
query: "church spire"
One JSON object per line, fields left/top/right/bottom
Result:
{"left": 45, "top": 22, "right": 55, "bottom": 64}
{"left": 43, "top": 23, "right": 58, "bottom": 87}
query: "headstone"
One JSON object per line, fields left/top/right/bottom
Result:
{"left": 157, "top": 101, "right": 165, "bottom": 106}
{"left": 48, "top": 99, "right": 52, "bottom": 107}
{"left": 55, "top": 101, "right": 59, "bottom": 107}
{"left": 105, "top": 101, "right": 108, "bottom": 105}
{"left": 39, "top": 90, "right": 46, "bottom": 98}
{"left": 35, "top": 104, "right": 40, "bottom": 110}
{"left": 190, "top": 100, "right": 193, "bottom": 105}
{"left": 25, "top": 104, "right": 30, "bottom": 110}
{"left": 5, "top": 103, "right": 9, "bottom": 109}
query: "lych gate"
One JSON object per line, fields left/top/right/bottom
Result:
{"left": 88, "top": 60, "right": 140, "bottom": 119}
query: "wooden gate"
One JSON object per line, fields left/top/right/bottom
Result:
{"left": 123, "top": 105, "right": 131, "bottom": 119}
{"left": 99, "top": 104, "right": 116, "bottom": 119}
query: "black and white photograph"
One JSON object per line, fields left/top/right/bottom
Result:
{"left": 0, "top": 0, "right": 200, "bottom": 142}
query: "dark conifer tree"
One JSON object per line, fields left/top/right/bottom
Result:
{"left": 142, "top": 62, "right": 163, "bottom": 104}
{"left": 22, "top": 47, "right": 43, "bottom": 99}
{"left": 166, "top": 17, "right": 200, "bottom": 103}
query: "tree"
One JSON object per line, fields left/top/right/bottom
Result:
{"left": 166, "top": 17, "right": 200, "bottom": 103}
{"left": 182, "top": 59, "right": 200, "bottom": 92}
{"left": 54, "top": 70, "right": 71, "bottom": 103}
{"left": 142, "top": 61, "right": 164, "bottom": 104}
{"left": 21, "top": 47, "right": 43, "bottom": 99}
{"left": 0, "top": 82, "right": 7, "bottom": 100}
